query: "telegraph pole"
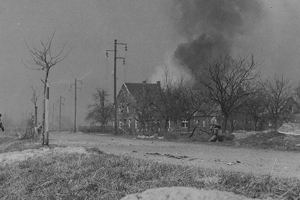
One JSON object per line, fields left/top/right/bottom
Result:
{"left": 113, "top": 40, "right": 117, "bottom": 135}
{"left": 74, "top": 78, "right": 77, "bottom": 132}
{"left": 106, "top": 39, "right": 127, "bottom": 135}
{"left": 59, "top": 96, "right": 64, "bottom": 132}
{"left": 52, "top": 103, "right": 55, "bottom": 130}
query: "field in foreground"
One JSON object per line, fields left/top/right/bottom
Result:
{"left": 0, "top": 136, "right": 42, "bottom": 154}
{"left": 0, "top": 148, "right": 299, "bottom": 200}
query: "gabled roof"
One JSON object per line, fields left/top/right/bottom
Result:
{"left": 124, "top": 82, "right": 161, "bottom": 100}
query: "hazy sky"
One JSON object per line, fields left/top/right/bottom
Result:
{"left": 1, "top": 0, "right": 300, "bottom": 126}
{"left": 0, "top": 0, "right": 177, "bottom": 125}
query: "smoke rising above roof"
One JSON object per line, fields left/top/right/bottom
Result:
{"left": 171, "top": 0, "right": 263, "bottom": 79}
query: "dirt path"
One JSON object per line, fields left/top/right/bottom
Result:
{"left": 50, "top": 132, "right": 300, "bottom": 179}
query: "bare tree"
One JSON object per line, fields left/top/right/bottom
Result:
{"left": 200, "top": 56, "right": 257, "bottom": 133}
{"left": 86, "top": 89, "right": 113, "bottom": 128}
{"left": 261, "top": 75, "right": 292, "bottom": 129}
{"left": 241, "top": 88, "right": 267, "bottom": 130}
{"left": 26, "top": 32, "right": 68, "bottom": 145}
{"left": 159, "top": 69, "right": 192, "bottom": 131}
{"left": 158, "top": 69, "right": 209, "bottom": 133}
{"left": 30, "top": 86, "right": 39, "bottom": 127}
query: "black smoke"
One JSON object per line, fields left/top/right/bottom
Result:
{"left": 172, "top": 0, "right": 263, "bottom": 78}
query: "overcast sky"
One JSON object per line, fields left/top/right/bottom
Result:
{"left": 0, "top": 0, "right": 177, "bottom": 125}
{"left": 1, "top": 0, "right": 300, "bottom": 126}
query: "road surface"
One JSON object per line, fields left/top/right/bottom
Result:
{"left": 50, "top": 132, "right": 300, "bottom": 179}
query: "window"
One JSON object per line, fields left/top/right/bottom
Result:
{"left": 181, "top": 120, "right": 188, "bottom": 128}
{"left": 127, "top": 106, "right": 129, "bottom": 113}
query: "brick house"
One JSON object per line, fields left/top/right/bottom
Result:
{"left": 117, "top": 81, "right": 222, "bottom": 135}
{"left": 117, "top": 81, "right": 162, "bottom": 134}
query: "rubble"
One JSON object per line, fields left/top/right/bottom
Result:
{"left": 145, "top": 152, "right": 189, "bottom": 159}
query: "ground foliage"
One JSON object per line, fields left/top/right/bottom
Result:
{"left": 0, "top": 137, "right": 42, "bottom": 154}
{"left": 0, "top": 150, "right": 299, "bottom": 200}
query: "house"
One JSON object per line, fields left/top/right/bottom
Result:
{"left": 117, "top": 81, "right": 162, "bottom": 134}
{"left": 117, "top": 81, "right": 221, "bottom": 135}
{"left": 286, "top": 96, "right": 300, "bottom": 123}
{"left": 286, "top": 96, "right": 300, "bottom": 114}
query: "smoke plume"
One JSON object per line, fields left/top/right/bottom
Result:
{"left": 149, "top": 52, "right": 194, "bottom": 87}
{"left": 172, "top": 0, "right": 263, "bottom": 79}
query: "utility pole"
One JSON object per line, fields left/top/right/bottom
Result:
{"left": 30, "top": 86, "right": 38, "bottom": 128}
{"left": 74, "top": 78, "right": 77, "bottom": 133}
{"left": 52, "top": 103, "right": 55, "bottom": 131}
{"left": 69, "top": 78, "right": 82, "bottom": 133}
{"left": 106, "top": 39, "right": 127, "bottom": 135}
{"left": 58, "top": 96, "right": 65, "bottom": 132}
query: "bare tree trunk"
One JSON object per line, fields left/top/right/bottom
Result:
{"left": 34, "top": 106, "right": 38, "bottom": 127}
{"left": 230, "top": 118, "right": 234, "bottom": 133}
{"left": 254, "top": 117, "right": 258, "bottom": 131}
{"left": 222, "top": 114, "right": 228, "bottom": 135}
{"left": 42, "top": 69, "right": 49, "bottom": 145}
{"left": 164, "top": 118, "right": 169, "bottom": 132}
{"left": 274, "top": 117, "right": 278, "bottom": 130}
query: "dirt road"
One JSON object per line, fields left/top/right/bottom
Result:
{"left": 50, "top": 132, "right": 300, "bottom": 179}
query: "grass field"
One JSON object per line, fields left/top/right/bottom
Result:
{"left": 0, "top": 136, "right": 42, "bottom": 154}
{"left": 0, "top": 147, "right": 299, "bottom": 200}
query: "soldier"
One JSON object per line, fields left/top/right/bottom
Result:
{"left": 0, "top": 113, "right": 4, "bottom": 132}
{"left": 209, "top": 115, "right": 221, "bottom": 142}
{"left": 34, "top": 123, "right": 43, "bottom": 138}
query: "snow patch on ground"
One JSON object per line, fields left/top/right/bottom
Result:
{"left": 0, "top": 146, "right": 88, "bottom": 165}
{"left": 278, "top": 123, "right": 300, "bottom": 135}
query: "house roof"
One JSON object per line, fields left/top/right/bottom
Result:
{"left": 124, "top": 82, "right": 161, "bottom": 100}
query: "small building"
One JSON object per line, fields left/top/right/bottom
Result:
{"left": 286, "top": 96, "right": 300, "bottom": 123}
{"left": 117, "top": 81, "right": 162, "bottom": 134}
